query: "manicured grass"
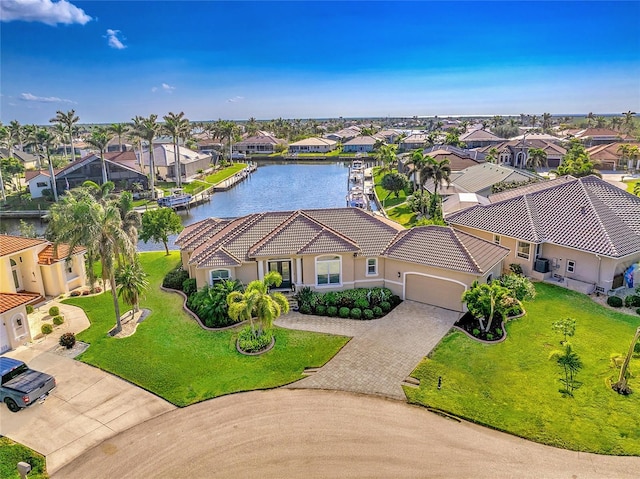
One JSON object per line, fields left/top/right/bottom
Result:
{"left": 405, "top": 282, "right": 640, "bottom": 455}
{"left": 386, "top": 203, "right": 416, "bottom": 227}
{"left": 0, "top": 437, "right": 48, "bottom": 479}
{"left": 64, "top": 252, "right": 348, "bottom": 407}
{"left": 625, "top": 179, "right": 639, "bottom": 194}
{"left": 373, "top": 167, "right": 410, "bottom": 208}
{"left": 1, "top": 192, "right": 52, "bottom": 211}
{"left": 204, "top": 163, "right": 247, "bottom": 184}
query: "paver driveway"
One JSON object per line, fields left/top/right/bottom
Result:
{"left": 276, "top": 301, "right": 460, "bottom": 399}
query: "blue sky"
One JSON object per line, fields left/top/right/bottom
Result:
{"left": 1, "top": 1, "right": 639, "bottom": 124}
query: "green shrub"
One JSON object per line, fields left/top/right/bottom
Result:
{"left": 293, "top": 286, "right": 314, "bottom": 308}
{"left": 486, "top": 333, "right": 494, "bottom": 341}
{"left": 338, "top": 307, "right": 351, "bottom": 318}
{"left": 509, "top": 263, "right": 523, "bottom": 275}
{"left": 162, "top": 266, "right": 189, "bottom": 290}
{"left": 372, "top": 306, "right": 383, "bottom": 317}
{"left": 350, "top": 308, "right": 362, "bottom": 319}
{"left": 326, "top": 306, "right": 338, "bottom": 317}
{"left": 48, "top": 306, "right": 60, "bottom": 316}
{"left": 41, "top": 323, "right": 53, "bottom": 335}
{"left": 322, "top": 291, "right": 338, "bottom": 307}
{"left": 496, "top": 328, "right": 503, "bottom": 337}
{"left": 390, "top": 295, "right": 401, "bottom": 306}
{"left": 607, "top": 296, "right": 623, "bottom": 308}
{"left": 634, "top": 341, "right": 640, "bottom": 354}
{"left": 338, "top": 296, "right": 354, "bottom": 308}
{"left": 237, "top": 327, "right": 272, "bottom": 353}
{"left": 182, "top": 278, "right": 197, "bottom": 296}
{"left": 637, "top": 308, "right": 640, "bottom": 316}
{"left": 363, "top": 309, "right": 374, "bottom": 320}
{"left": 53, "top": 315, "right": 64, "bottom": 325}
{"left": 472, "top": 328, "right": 480, "bottom": 337}
{"left": 354, "top": 298, "right": 369, "bottom": 309}
{"left": 59, "top": 332, "right": 76, "bottom": 349}
{"left": 624, "top": 295, "right": 640, "bottom": 308}
{"left": 26, "top": 304, "right": 34, "bottom": 314}
{"left": 315, "top": 305, "right": 327, "bottom": 316}
{"left": 186, "top": 280, "right": 243, "bottom": 328}
{"left": 299, "top": 304, "right": 312, "bottom": 314}
{"left": 500, "top": 273, "right": 536, "bottom": 301}
{"left": 380, "top": 301, "right": 391, "bottom": 312}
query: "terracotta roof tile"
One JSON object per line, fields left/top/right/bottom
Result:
{"left": 0, "top": 235, "right": 47, "bottom": 257}
{"left": 37, "top": 243, "right": 86, "bottom": 265}
{"left": 0, "top": 292, "right": 41, "bottom": 314}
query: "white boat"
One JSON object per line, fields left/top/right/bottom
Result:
{"left": 157, "top": 189, "right": 192, "bottom": 207}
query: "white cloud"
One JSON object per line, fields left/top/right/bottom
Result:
{"left": 0, "top": 0, "right": 92, "bottom": 26}
{"left": 162, "top": 83, "right": 175, "bottom": 92}
{"left": 227, "top": 96, "right": 245, "bottom": 103}
{"left": 105, "top": 29, "right": 126, "bottom": 49}
{"left": 151, "top": 87, "right": 158, "bottom": 93}
{"left": 19, "top": 92, "right": 75, "bottom": 103}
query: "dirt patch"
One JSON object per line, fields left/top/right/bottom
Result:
{"left": 111, "top": 309, "right": 150, "bottom": 338}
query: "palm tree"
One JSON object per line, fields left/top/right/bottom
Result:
{"left": 541, "top": 113, "right": 553, "bottom": 133}
{"left": 622, "top": 110, "right": 636, "bottom": 133}
{"left": 527, "top": 148, "right": 548, "bottom": 169}
{"left": 611, "top": 326, "right": 640, "bottom": 395}
{"left": 86, "top": 127, "right": 114, "bottom": 185}
{"left": 50, "top": 110, "right": 79, "bottom": 161}
{"left": 8, "top": 120, "right": 24, "bottom": 155}
{"left": 421, "top": 157, "right": 451, "bottom": 220}
{"left": 115, "top": 190, "right": 141, "bottom": 249}
{"left": 227, "top": 271, "right": 289, "bottom": 339}
{"left": 115, "top": 256, "right": 148, "bottom": 316}
{"left": 617, "top": 144, "right": 631, "bottom": 171}
{"left": 586, "top": 112, "right": 595, "bottom": 128}
{"left": 51, "top": 122, "right": 69, "bottom": 161}
{"left": 610, "top": 116, "right": 623, "bottom": 131}
{"left": 485, "top": 147, "right": 499, "bottom": 164}
{"left": 163, "top": 112, "right": 190, "bottom": 187}
{"left": 374, "top": 144, "right": 397, "bottom": 173}
{"left": 0, "top": 125, "right": 8, "bottom": 201}
{"left": 404, "top": 149, "right": 430, "bottom": 192}
{"left": 135, "top": 115, "right": 160, "bottom": 199}
{"left": 129, "top": 116, "right": 146, "bottom": 174}
{"left": 32, "top": 127, "right": 58, "bottom": 201}
{"left": 108, "top": 123, "right": 129, "bottom": 152}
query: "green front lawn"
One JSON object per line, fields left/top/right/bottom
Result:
{"left": 64, "top": 252, "right": 348, "bottom": 407}
{"left": 204, "top": 163, "right": 247, "bottom": 184}
{"left": 625, "top": 179, "right": 639, "bottom": 195}
{"left": 405, "top": 283, "right": 640, "bottom": 455}
{"left": 0, "top": 437, "right": 48, "bottom": 479}
{"left": 386, "top": 203, "right": 416, "bottom": 227}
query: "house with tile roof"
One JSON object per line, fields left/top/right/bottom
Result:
{"left": 459, "top": 129, "right": 506, "bottom": 148}
{"left": 0, "top": 235, "right": 87, "bottom": 353}
{"left": 587, "top": 142, "right": 640, "bottom": 171}
{"left": 568, "top": 128, "right": 626, "bottom": 146}
{"left": 233, "top": 134, "right": 287, "bottom": 155}
{"left": 447, "top": 175, "right": 640, "bottom": 293}
{"left": 398, "top": 133, "right": 430, "bottom": 152}
{"left": 478, "top": 139, "right": 567, "bottom": 168}
{"left": 288, "top": 137, "right": 338, "bottom": 154}
{"left": 324, "top": 127, "right": 361, "bottom": 143}
{"left": 140, "top": 145, "right": 213, "bottom": 181}
{"left": 0, "top": 148, "right": 40, "bottom": 170}
{"left": 176, "top": 208, "right": 508, "bottom": 312}
{"left": 342, "top": 136, "right": 381, "bottom": 153}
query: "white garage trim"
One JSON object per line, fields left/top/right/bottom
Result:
{"left": 402, "top": 272, "right": 467, "bottom": 299}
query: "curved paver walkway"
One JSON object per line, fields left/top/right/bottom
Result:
{"left": 53, "top": 389, "right": 640, "bottom": 479}
{"left": 275, "top": 301, "right": 460, "bottom": 399}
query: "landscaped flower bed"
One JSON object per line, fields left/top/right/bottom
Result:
{"left": 294, "top": 287, "right": 401, "bottom": 319}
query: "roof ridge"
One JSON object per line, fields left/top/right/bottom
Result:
{"left": 576, "top": 178, "right": 618, "bottom": 256}
{"left": 449, "top": 228, "right": 482, "bottom": 273}
{"left": 248, "top": 211, "right": 308, "bottom": 255}
{"left": 522, "top": 194, "right": 542, "bottom": 242}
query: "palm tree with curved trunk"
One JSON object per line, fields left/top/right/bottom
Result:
{"left": 109, "top": 123, "right": 129, "bottom": 152}
{"left": 374, "top": 144, "right": 397, "bottom": 172}
{"left": 50, "top": 110, "right": 79, "bottom": 161}
{"left": 51, "top": 122, "right": 69, "bottom": 161}
{"left": 115, "top": 256, "right": 148, "bottom": 316}
{"left": 87, "top": 127, "right": 114, "bottom": 185}
{"left": 163, "top": 112, "right": 190, "bottom": 187}
{"left": 612, "top": 326, "right": 640, "bottom": 395}
{"left": 527, "top": 148, "right": 548, "bottom": 169}
{"left": 135, "top": 115, "right": 160, "bottom": 199}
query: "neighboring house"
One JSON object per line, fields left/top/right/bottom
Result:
{"left": 398, "top": 133, "right": 430, "bottom": 151}
{"left": 479, "top": 139, "right": 567, "bottom": 168}
{"left": 105, "top": 151, "right": 139, "bottom": 171}
{"left": 399, "top": 145, "right": 486, "bottom": 186}
{"left": 442, "top": 193, "right": 491, "bottom": 217}
{"left": 459, "top": 129, "right": 505, "bottom": 148}
{"left": 568, "top": 128, "right": 625, "bottom": 146}
{"left": 324, "top": 127, "right": 361, "bottom": 143}
{"left": 587, "top": 142, "right": 640, "bottom": 171}
{"left": 342, "top": 136, "right": 380, "bottom": 153}
{"left": 176, "top": 208, "right": 508, "bottom": 312}
{"left": 233, "top": 134, "right": 286, "bottom": 155}
{"left": 25, "top": 170, "right": 60, "bottom": 199}
{"left": 140, "top": 145, "right": 212, "bottom": 181}
{"left": 288, "top": 137, "right": 338, "bottom": 154}
{"left": 447, "top": 175, "right": 640, "bottom": 293}
{"left": 106, "top": 136, "right": 132, "bottom": 152}
{"left": 0, "top": 235, "right": 87, "bottom": 352}
{"left": 376, "top": 129, "right": 402, "bottom": 144}
{"left": 0, "top": 148, "right": 40, "bottom": 170}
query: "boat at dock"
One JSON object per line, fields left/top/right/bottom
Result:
{"left": 157, "top": 189, "right": 193, "bottom": 208}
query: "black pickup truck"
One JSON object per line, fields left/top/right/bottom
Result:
{"left": 0, "top": 357, "right": 56, "bottom": 412}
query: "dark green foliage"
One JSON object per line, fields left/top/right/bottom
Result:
{"left": 315, "top": 305, "right": 327, "bottom": 316}
{"left": 187, "top": 280, "right": 243, "bottom": 328}
{"left": 637, "top": 308, "right": 640, "bottom": 316}
{"left": 237, "top": 326, "right": 272, "bottom": 353}
{"left": 354, "top": 298, "right": 370, "bottom": 309}
{"left": 509, "top": 263, "right": 523, "bottom": 275}
{"left": 338, "top": 295, "right": 354, "bottom": 308}
{"left": 634, "top": 341, "right": 640, "bottom": 355}
{"left": 338, "top": 307, "right": 351, "bottom": 318}
{"left": 162, "top": 266, "right": 189, "bottom": 290}
{"left": 607, "top": 296, "right": 623, "bottom": 307}
{"left": 381, "top": 172, "right": 409, "bottom": 198}
{"left": 53, "top": 315, "right": 64, "bottom": 325}
{"left": 624, "top": 295, "right": 640, "bottom": 308}
{"left": 182, "top": 278, "right": 197, "bottom": 296}
{"left": 299, "top": 304, "right": 312, "bottom": 314}
{"left": 59, "top": 332, "right": 76, "bottom": 349}
{"left": 486, "top": 333, "right": 494, "bottom": 341}
{"left": 350, "top": 308, "right": 362, "bottom": 319}
{"left": 363, "top": 309, "right": 374, "bottom": 320}
{"left": 41, "top": 323, "right": 53, "bottom": 335}
{"left": 49, "top": 306, "right": 60, "bottom": 316}
{"left": 326, "top": 306, "right": 338, "bottom": 317}
{"left": 372, "top": 306, "right": 383, "bottom": 317}
{"left": 472, "top": 328, "right": 480, "bottom": 337}
{"left": 293, "top": 286, "right": 314, "bottom": 309}
{"left": 491, "top": 178, "right": 540, "bottom": 194}
{"left": 295, "top": 288, "right": 398, "bottom": 319}
{"left": 26, "top": 304, "right": 34, "bottom": 314}
{"left": 380, "top": 301, "right": 391, "bottom": 312}
{"left": 496, "top": 328, "right": 503, "bottom": 337}
{"left": 390, "top": 295, "right": 401, "bottom": 306}
{"left": 322, "top": 291, "right": 338, "bottom": 307}
{"left": 500, "top": 273, "right": 536, "bottom": 301}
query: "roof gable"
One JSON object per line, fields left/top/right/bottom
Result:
{"left": 0, "top": 235, "right": 47, "bottom": 257}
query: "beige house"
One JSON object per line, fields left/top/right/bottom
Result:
{"left": 448, "top": 175, "right": 640, "bottom": 293}
{"left": 176, "top": 208, "right": 508, "bottom": 313}
{"left": 288, "top": 137, "right": 338, "bottom": 154}
{"left": 0, "top": 235, "right": 87, "bottom": 352}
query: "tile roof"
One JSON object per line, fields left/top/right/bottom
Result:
{"left": 288, "top": 137, "right": 337, "bottom": 147}
{"left": 343, "top": 135, "right": 379, "bottom": 146}
{"left": 460, "top": 129, "right": 505, "bottom": 141}
{"left": 0, "top": 292, "right": 41, "bottom": 314}
{"left": 488, "top": 176, "right": 575, "bottom": 203}
{"left": 37, "top": 243, "right": 86, "bottom": 265}
{"left": 0, "top": 235, "right": 47, "bottom": 257}
{"left": 448, "top": 175, "right": 640, "bottom": 257}
{"left": 383, "top": 226, "right": 509, "bottom": 274}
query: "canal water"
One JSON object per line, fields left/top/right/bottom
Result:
{"left": 2, "top": 161, "right": 351, "bottom": 252}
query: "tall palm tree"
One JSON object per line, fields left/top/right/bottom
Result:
{"left": 0, "top": 125, "right": 8, "bottom": 201}
{"left": 530, "top": 115, "right": 539, "bottom": 128}
{"left": 404, "top": 149, "right": 430, "bottom": 192}
{"left": 32, "top": 127, "right": 58, "bottom": 201}
{"left": 622, "top": 110, "right": 636, "bottom": 132}
{"left": 586, "top": 112, "right": 595, "bottom": 128}
{"left": 421, "top": 158, "right": 451, "bottom": 220}
{"left": 115, "top": 256, "right": 148, "bottom": 316}
{"left": 108, "top": 123, "right": 129, "bottom": 152}
{"left": 541, "top": 113, "right": 553, "bottom": 133}
{"left": 51, "top": 122, "right": 69, "bottom": 161}
{"left": 129, "top": 116, "right": 146, "bottom": 174}
{"left": 374, "top": 144, "right": 397, "bottom": 172}
{"left": 50, "top": 110, "right": 79, "bottom": 161}
{"left": 610, "top": 116, "right": 623, "bottom": 131}
{"left": 86, "top": 127, "right": 114, "bottom": 185}
{"left": 8, "top": 120, "right": 24, "bottom": 154}
{"left": 163, "top": 111, "right": 190, "bottom": 187}
{"left": 135, "top": 115, "right": 160, "bottom": 199}
{"left": 527, "top": 148, "right": 548, "bottom": 169}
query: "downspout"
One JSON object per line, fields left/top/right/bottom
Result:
{"left": 596, "top": 254, "right": 601, "bottom": 293}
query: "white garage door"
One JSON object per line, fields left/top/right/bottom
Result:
{"left": 0, "top": 321, "right": 10, "bottom": 354}
{"left": 405, "top": 274, "right": 466, "bottom": 312}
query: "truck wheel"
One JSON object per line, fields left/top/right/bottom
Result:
{"left": 4, "top": 398, "right": 21, "bottom": 413}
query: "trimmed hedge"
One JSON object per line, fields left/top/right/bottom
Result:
{"left": 607, "top": 296, "right": 623, "bottom": 308}
{"left": 294, "top": 287, "right": 401, "bottom": 320}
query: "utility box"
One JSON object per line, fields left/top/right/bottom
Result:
{"left": 534, "top": 258, "right": 550, "bottom": 273}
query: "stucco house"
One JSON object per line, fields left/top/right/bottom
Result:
{"left": 0, "top": 148, "right": 40, "bottom": 170}
{"left": 459, "top": 129, "right": 505, "bottom": 148}
{"left": 587, "top": 142, "right": 640, "bottom": 171}
{"left": 0, "top": 235, "right": 87, "bottom": 353}
{"left": 140, "top": 145, "right": 212, "bottom": 181}
{"left": 25, "top": 169, "right": 59, "bottom": 199}
{"left": 175, "top": 208, "right": 508, "bottom": 313}
{"left": 479, "top": 139, "right": 567, "bottom": 168}
{"left": 342, "top": 136, "right": 380, "bottom": 153}
{"left": 233, "top": 134, "right": 287, "bottom": 155}
{"left": 288, "top": 137, "right": 338, "bottom": 154}
{"left": 324, "top": 127, "right": 361, "bottom": 143}
{"left": 447, "top": 175, "right": 640, "bottom": 293}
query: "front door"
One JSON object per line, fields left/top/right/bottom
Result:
{"left": 268, "top": 260, "right": 292, "bottom": 289}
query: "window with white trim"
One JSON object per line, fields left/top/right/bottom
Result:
{"left": 566, "top": 260, "right": 576, "bottom": 274}
{"left": 210, "top": 269, "right": 230, "bottom": 284}
{"left": 516, "top": 241, "right": 530, "bottom": 260}
{"left": 493, "top": 235, "right": 501, "bottom": 245}
{"left": 366, "top": 258, "right": 377, "bottom": 276}
{"left": 316, "top": 256, "right": 341, "bottom": 286}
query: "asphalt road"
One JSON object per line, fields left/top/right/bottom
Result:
{"left": 53, "top": 389, "right": 640, "bottom": 479}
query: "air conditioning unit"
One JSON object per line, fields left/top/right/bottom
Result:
{"left": 534, "top": 258, "right": 550, "bottom": 273}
